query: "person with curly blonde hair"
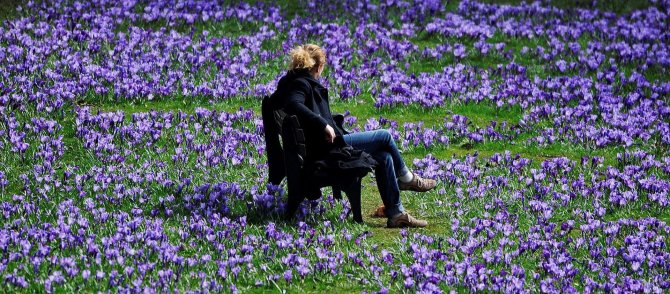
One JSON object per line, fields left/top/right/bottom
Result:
{"left": 269, "top": 44, "right": 436, "bottom": 228}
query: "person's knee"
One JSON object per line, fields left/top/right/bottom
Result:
{"left": 376, "top": 129, "right": 392, "bottom": 143}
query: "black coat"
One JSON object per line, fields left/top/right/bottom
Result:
{"left": 263, "top": 70, "right": 377, "bottom": 218}
{"left": 269, "top": 69, "right": 345, "bottom": 160}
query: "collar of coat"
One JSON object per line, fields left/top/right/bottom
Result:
{"left": 289, "top": 68, "right": 326, "bottom": 91}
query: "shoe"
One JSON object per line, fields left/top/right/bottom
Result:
{"left": 398, "top": 174, "right": 437, "bottom": 192}
{"left": 372, "top": 205, "right": 385, "bottom": 218}
{"left": 386, "top": 212, "right": 428, "bottom": 228}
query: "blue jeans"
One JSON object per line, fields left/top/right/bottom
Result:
{"left": 343, "top": 129, "right": 409, "bottom": 217}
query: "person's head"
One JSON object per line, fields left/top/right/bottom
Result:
{"left": 289, "top": 44, "right": 326, "bottom": 78}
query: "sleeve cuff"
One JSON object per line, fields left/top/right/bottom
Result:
{"left": 315, "top": 116, "right": 329, "bottom": 129}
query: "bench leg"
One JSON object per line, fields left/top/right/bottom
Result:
{"left": 333, "top": 187, "right": 342, "bottom": 200}
{"left": 284, "top": 171, "right": 305, "bottom": 221}
{"left": 343, "top": 178, "right": 363, "bottom": 223}
{"left": 284, "top": 193, "right": 304, "bottom": 221}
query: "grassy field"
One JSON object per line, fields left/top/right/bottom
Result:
{"left": 1, "top": 0, "right": 669, "bottom": 292}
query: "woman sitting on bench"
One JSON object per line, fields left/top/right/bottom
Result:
{"left": 270, "top": 44, "right": 436, "bottom": 228}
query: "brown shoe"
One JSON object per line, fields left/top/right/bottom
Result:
{"left": 387, "top": 212, "right": 428, "bottom": 228}
{"left": 398, "top": 175, "right": 437, "bottom": 192}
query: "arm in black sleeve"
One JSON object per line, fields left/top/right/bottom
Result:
{"left": 284, "top": 79, "right": 329, "bottom": 130}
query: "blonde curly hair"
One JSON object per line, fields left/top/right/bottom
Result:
{"left": 289, "top": 44, "right": 326, "bottom": 74}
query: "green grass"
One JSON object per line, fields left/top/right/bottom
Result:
{"left": 0, "top": 0, "right": 20, "bottom": 21}
{"left": 89, "top": 95, "right": 261, "bottom": 118}
{"left": 1, "top": 0, "right": 669, "bottom": 292}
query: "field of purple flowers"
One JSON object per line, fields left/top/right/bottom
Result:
{"left": 1, "top": 0, "right": 669, "bottom": 292}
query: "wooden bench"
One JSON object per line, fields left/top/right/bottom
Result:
{"left": 261, "top": 96, "right": 365, "bottom": 223}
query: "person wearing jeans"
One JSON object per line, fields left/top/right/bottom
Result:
{"left": 343, "top": 129, "right": 436, "bottom": 223}
{"left": 270, "top": 43, "right": 437, "bottom": 228}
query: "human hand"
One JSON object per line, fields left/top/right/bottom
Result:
{"left": 324, "top": 124, "right": 336, "bottom": 144}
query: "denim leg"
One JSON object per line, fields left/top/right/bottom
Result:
{"left": 343, "top": 129, "right": 409, "bottom": 178}
{"left": 372, "top": 151, "right": 404, "bottom": 217}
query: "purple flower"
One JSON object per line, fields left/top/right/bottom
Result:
{"left": 283, "top": 270, "right": 293, "bottom": 283}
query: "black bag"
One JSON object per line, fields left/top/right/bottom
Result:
{"left": 305, "top": 136, "right": 377, "bottom": 191}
